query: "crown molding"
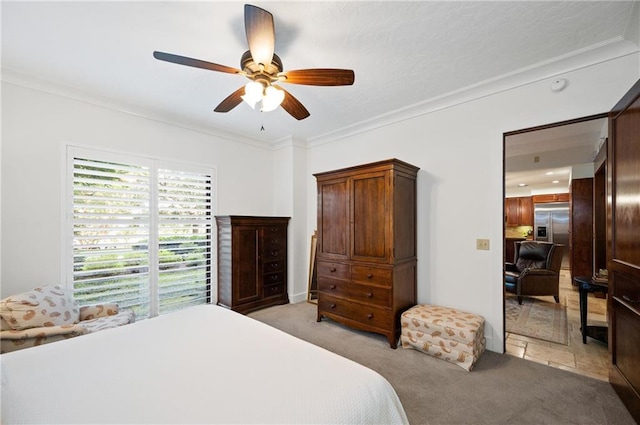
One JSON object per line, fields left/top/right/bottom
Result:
{"left": 3, "top": 36, "right": 638, "bottom": 151}
{"left": 307, "top": 37, "right": 639, "bottom": 147}
{"left": 0, "top": 68, "right": 276, "bottom": 151}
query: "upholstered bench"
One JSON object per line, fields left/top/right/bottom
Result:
{"left": 401, "top": 304, "right": 485, "bottom": 371}
{"left": 0, "top": 284, "right": 135, "bottom": 353}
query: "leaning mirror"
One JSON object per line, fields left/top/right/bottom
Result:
{"left": 307, "top": 231, "right": 318, "bottom": 304}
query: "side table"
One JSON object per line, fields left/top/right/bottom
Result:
{"left": 574, "top": 276, "right": 608, "bottom": 344}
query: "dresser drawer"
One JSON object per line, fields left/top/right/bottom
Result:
{"left": 319, "top": 295, "right": 391, "bottom": 329}
{"left": 317, "top": 261, "right": 350, "bottom": 280}
{"left": 351, "top": 265, "right": 392, "bottom": 286}
{"left": 263, "top": 272, "right": 285, "bottom": 286}
{"left": 263, "top": 260, "right": 285, "bottom": 273}
{"left": 263, "top": 226, "right": 286, "bottom": 246}
{"left": 262, "top": 246, "right": 285, "bottom": 261}
{"left": 263, "top": 283, "right": 285, "bottom": 297}
{"left": 318, "top": 279, "right": 391, "bottom": 308}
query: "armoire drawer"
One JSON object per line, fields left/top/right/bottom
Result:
{"left": 319, "top": 295, "right": 391, "bottom": 329}
{"left": 351, "top": 265, "right": 392, "bottom": 286}
{"left": 318, "top": 279, "right": 391, "bottom": 308}
{"left": 263, "top": 260, "right": 285, "bottom": 273}
{"left": 263, "top": 283, "right": 285, "bottom": 297}
{"left": 317, "top": 261, "right": 350, "bottom": 280}
{"left": 263, "top": 272, "right": 284, "bottom": 286}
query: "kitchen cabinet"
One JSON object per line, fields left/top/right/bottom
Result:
{"left": 505, "top": 237, "right": 526, "bottom": 262}
{"left": 216, "top": 216, "right": 290, "bottom": 314}
{"left": 505, "top": 196, "right": 533, "bottom": 226}
{"left": 314, "top": 159, "right": 419, "bottom": 348}
{"left": 532, "top": 193, "right": 570, "bottom": 203}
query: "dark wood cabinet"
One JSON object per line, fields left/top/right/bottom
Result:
{"left": 569, "top": 178, "right": 594, "bottom": 283}
{"left": 532, "top": 193, "right": 570, "bottom": 204}
{"left": 216, "top": 216, "right": 290, "bottom": 314}
{"left": 314, "top": 159, "right": 419, "bottom": 348}
{"left": 505, "top": 196, "right": 533, "bottom": 226}
{"left": 608, "top": 79, "right": 640, "bottom": 423}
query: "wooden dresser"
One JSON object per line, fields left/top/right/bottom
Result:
{"left": 314, "top": 159, "right": 419, "bottom": 348}
{"left": 215, "top": 216, "right": 290, "bottom": 314}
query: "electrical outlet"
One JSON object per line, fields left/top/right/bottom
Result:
{"left": 476, "top": 239, "right": 490, "bottom": 251}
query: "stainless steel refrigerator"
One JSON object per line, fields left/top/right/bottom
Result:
{"left": 534, "top": 202, "right": 569, "bottom": 248}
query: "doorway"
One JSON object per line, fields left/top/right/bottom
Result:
{"left": 503, "top": 113, "right": 609, "bottom": 380}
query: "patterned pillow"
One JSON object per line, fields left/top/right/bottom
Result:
{"left": 0, "top": 285, "right": 80, "bottom": 330}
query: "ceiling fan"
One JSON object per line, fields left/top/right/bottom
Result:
{"left": 153, "top": 4, "right": 355, "bottom": 120}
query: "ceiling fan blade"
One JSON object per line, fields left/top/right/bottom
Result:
{"left": 214, "top": 86, "right": 245, "bottom": 113}
{"left": 153, "top": 51, "right": 242, "bottom": 75}
{"left": 280, "top": 69, "right": 355, "bottom": 86}
{"left": 279, "top": 87, "right": 310, "bottom": 120}
{"left": 244, "top": 4, "right": 275, "bottom": 68}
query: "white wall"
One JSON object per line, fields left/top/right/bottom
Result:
{"left": 272, "top": 139, "right": 309, "bottom": 303}
{"left": 305, "top": 53, "right": 640, "bottom": 353}
{"left": 1, "top": 82, "right": 278, "bottom": 298}
{"left": 2, "top": 53, "right": 639, "bottom": 354}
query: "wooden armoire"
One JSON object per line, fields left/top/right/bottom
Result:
{"left": 215, "top": 216, "right": 290, "bottom": 314}
{"left": 314, "top": 159, "right": 419, "bottom": 348}
{"left": 608, "top": 79, "right": 640, "bottom": 423}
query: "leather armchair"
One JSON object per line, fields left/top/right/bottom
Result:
{"left": 505, "top": 241, "right": 565, "bottom": 305}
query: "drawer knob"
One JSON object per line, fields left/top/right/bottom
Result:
{"left": 367, "top": 292, "right": 373, "bottom": 298}
{"left": 271, "top": 250, "right": 278, "bottom": 256}
{"left": 367, "top": 273, "right": 373, "bottom": 279}
{"left": 367, "top": 313, "right": 374, "bottom": 319}
{"left": 330, "top": 285, "right": 336, "bottom": 290}
{"left": 330, "top": 267, "right": 337, "bottom": 273}
{"left": 270, "top": 263, "right": 278, "bottom": 269}
{"left": 330, "top": 304, "right": 336, "bottom": 309}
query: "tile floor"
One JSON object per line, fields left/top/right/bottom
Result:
{"left": 505, "top": 268, "right": 609, "bottom": 381}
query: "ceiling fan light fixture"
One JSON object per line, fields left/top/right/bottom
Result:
{"left": 261, "top": 85, "right": 285, "bottom": 112}
{"left": 241, "top": 81, "right": 264, "bottom": 108}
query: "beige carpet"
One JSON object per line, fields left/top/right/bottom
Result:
{"left": 505, "top": 295, "right": 568, "bottom": 345}
{"left": 249, "top": 302, "right": 635, "bottom": 425}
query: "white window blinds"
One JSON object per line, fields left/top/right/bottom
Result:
{"left": 157, "top": 168, "right": 211, "bottom": 314}
{"left": 69, "top": 148, "right": 213, "bottom": 318}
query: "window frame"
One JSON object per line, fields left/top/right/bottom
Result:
{"left": 63, "top": 145, "right": 218, "bottom": 317}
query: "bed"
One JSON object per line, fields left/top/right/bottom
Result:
{"left": 1, "top": 304, "right": 408, "bottom": 424}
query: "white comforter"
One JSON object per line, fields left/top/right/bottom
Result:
{"left": 1, "top": 304, "right": 408, "bottom": 424}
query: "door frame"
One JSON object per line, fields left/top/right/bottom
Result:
{"left": 502, "top": 112, "right": 608, "bottom": 353}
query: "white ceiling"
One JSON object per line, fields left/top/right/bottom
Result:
{"left": 505, "top": 117, "right": 608, "bottom": 196}
{"left": 2, "top": 1, "right": 638, "bottom": 148}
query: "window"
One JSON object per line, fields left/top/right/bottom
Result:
{"left": 67, "top": 147, "right": 214, "bottom": 319}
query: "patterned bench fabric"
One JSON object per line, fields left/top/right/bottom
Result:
{"left": 0, "top": 284, "right": 80, "bottom": 330}
{"left": 1, "top": 309, "right": 135, "bottom": 353}
{"left": 0, "top": 285, "right": 137, "bottom": 354}
{"left": 0, "top": 324, "right": 87, "bottom": 353}
{"left": 79, "top": 303, "right": 120, "bottom": 321}
{"left": 80, "top": 309, "right": 136, "bottom": 333}
{"left": 401, "top": 304, "right": 486, "bottom": 371}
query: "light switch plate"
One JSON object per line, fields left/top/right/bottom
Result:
{"left": 476, "top": 239, "right": 490, "bottom": 250}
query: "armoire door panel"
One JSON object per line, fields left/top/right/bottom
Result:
{"left": 352, "top": 173, "right": 387, "bottom": 262}
{"left": 612, "top": 96, "right": 640, "bottom": 267}
{"left": 319, "top": 179, "right": 349, "bottom": 259}
{"left": 394, "top": 173, "right": 417, "bottom": 260}
{"left": 608, "top": 79, "right": 640, "bottom": 423}
{"left": 613, "top": 301, "right": 640, "bottom": 398}
{"left": 234, "top": 227, "right": 260, "bottom": 303}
